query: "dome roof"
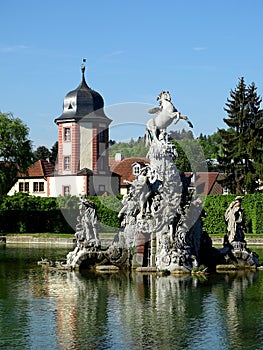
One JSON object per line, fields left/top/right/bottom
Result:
{"left": 55, "top": 65, "right": 111, "bottom": 124}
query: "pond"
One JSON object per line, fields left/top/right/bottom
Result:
{"left": 0, "top": 245, "right": 263, "bottom": 350}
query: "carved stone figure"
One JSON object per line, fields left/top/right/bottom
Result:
{"left": 66, "top": 195, "right": 101, "bottom": 269}
{"left": 76, "top": 195, "right": 100, "bottom": 247}
{"left": 221, "top": 196, "right": 259, "bottom": 267}
{"left": 145, "top": 91, "right": 193, "bottom": 146}
{"left": 224, "top": 196, "right": 245, "bottom": 244}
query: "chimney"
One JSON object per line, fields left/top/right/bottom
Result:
{"left": 115, "top": 152, "right": 124, "bottom": 161}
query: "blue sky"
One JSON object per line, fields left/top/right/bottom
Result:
{"left": 1, "top": 0, "right": 263, "bottom": 149}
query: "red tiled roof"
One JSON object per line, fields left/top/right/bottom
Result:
{"left": 110, "top": 157, "right": 149, "bottom": 186}
{"left": 109, "top": 157, "right": 120, "bottom": 171}
{"left": 185, "top": 172, "right": 224, "bottom": 195}
{"left": 21, "top": 160, "right": 55, "bottom": 178}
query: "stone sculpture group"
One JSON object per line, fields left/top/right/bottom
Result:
{"left": 66, "top": 91, "right": 258, "bottom": 272}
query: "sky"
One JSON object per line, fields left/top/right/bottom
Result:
{"left": 1, "top": 0, "right": 263, "bottom": 149}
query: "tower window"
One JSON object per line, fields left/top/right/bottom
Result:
{"left": 64, "top": 156, "right": 71, "bottom": 170}
{"left": 64, "top": 128, "right": 71, "bottom": 142}
{"left": 98, "top": 130, "right": 106, "bottom": 143}
{"left": 99, "top": 156, "right": 105, "bottom": 170}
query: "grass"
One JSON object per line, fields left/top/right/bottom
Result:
{"left": 211, "top": 233, "right": 263, "bottom": 239}
{"left": 3, "top": 232, "right": 116, "bottom": 239}
{"left": 5, "top": 233, "right": 75, "bottom": 239}
{"left": 3, "top": 233, "right": 263, "bottom": 240}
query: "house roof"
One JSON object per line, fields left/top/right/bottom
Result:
{"left": 20, "top": 160, "right": 55, "bottom": 178}
{"left": 110, "top": 156, "right": 224, "bottom": 194}
{"left": 109, "top": 157, "right": 149, "bottom": 186}
{"left": 185, "top": 172, "right": 224, "bottom": 195}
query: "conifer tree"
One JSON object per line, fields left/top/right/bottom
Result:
{"left": 218, "top": 77, "right": 263, "bottom": 193}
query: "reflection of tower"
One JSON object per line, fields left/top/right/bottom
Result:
{"left": 54, "top": 62, "right": 112, "bottom": 175}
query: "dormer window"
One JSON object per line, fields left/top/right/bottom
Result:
{"left": 133, "top": 164, "right": 141, "bottom": 176}
{"left": 64, "top": 128, "right": 71, "bottom": 142}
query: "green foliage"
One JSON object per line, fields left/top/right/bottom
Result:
{"left": 109, "top": 136, "right": 148, "bottom": 158}
{"left": 202, "top": 194, "right": 263, "bottom": 235}
{"left": 0, "top": 112, "right": 34, "bottom": 195}
{"left": 202, "top": 194, "right": 235, "bottom": 235}
{"left": 33, "top": 146, "right": 51, "bottom": 161}
{"left": 173, "top": 138, "right": 208, "bottom": 172}
{"left": 88, "top": 196, "right": 122, "bottom": 230}
{"left": 0, "top": 193, "right": 121, "bottom": 234}
{"left": 50, "top": 141, "right": 58, "bottom": 163}
{"left": 1, "top": 193, "right": 262, "bottom": 235}
{"left": 217, "top": 78, "right": 263, "bottom": 193}
{"left": 33, "top": 141, "right": 58, "bottom": 163}
{"left": 197, "top": 132, "right": 222, "bottom": 170}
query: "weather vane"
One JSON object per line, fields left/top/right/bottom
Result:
{"left": 81, "top": 58, "right": 86, "bottom": 72}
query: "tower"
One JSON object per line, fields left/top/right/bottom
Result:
{"left": 48, "top": 63, "right": 119, "bottom": 196}
{"left": 54, "top": 64, "right": 112, "bottom": 176}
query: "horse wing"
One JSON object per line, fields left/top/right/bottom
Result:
{"left": 148, "top": 107, "right": 161, "bottom": 114}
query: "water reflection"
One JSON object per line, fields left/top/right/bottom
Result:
{"left": 36, "top": 269, "right": 262, "bottom": 350}
{"left": 1, "top": 246, "right": 263, "bottom": 350}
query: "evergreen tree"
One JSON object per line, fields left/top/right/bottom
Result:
{"left": 34, "top": 146, "right": 51, "bottom": 161}
{"left": 218, "top": 77, "right": 263, "bottom": 193}
{"left": 50, "top": 141, "right": 58, "bottom": 163}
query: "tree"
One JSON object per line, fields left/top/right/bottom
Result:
{"left": 34, "top": 146, "right": 51, "bottom": 161}
{"left": 0, "top": 112, "right": 34, "bottom": 194}
{"left": 217, "top": 78, "right": 263, "bottom": 193}
{"left": 50, "top": 141, "right": 58, "bottom": 163}
{"left": 173, "top": 138, "right": 207, "bottom": 172}
{"left": 108, "top": 137, "right": 148, "bottom": 158}
{"left": 197, "top": 131, "right": 222, "bottom": 171}
{"left": 170, "top": 129, "right": 207, "bottom": 172}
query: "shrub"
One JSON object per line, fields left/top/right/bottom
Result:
{"left": 0, "top": 193, "right": 262, "bottom": 235}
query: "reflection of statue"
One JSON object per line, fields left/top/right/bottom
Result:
{"left": 145, "top": 91, "right": 193, "bottom": 146}
{"left": 224, "top": 196, "right": 245, "bottom": 244}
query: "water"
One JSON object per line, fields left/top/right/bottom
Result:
{"left": 1, "top": 245, "right": 263, "bottom": 350}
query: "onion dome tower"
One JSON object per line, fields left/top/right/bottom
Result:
{"left": 55, "top": 63, "right": 112, "bottom": 176}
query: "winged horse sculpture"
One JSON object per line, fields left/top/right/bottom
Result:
{"left": 145, "top": 91, "right": 193, "bottom": 146}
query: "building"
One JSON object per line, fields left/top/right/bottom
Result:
{"left": 186, "top": 172, "right": 227, "bottom": 195}
{"left": 8, "top": 159, "right": 54, "bottom": 197}
{"left": 109, "top": 154, "right": 150, "bottom": 195}
{"left": 9, "top": 64, "right": 120, "bottom": 197}
{"left": 48, "top": 64, "right": 120, "bottom": 196}
{"left": 109, "top": 155, "right": 226, "bottom": 195}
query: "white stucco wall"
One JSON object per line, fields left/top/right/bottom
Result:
{"left": 48, "top": 175, "right": 86, "bottom": 197}
{"left": 8, "top": 178, "right": 47, "bottom": 197}
{"left": 89, "top": 175, "right": 119, "bottom": 196}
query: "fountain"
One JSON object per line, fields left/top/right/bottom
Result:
{"left": 63, "top": 91, "right": 258, "bottom": 273}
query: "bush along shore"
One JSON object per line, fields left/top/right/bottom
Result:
{"left": 0, "top": 192, "right": 262, "bottom": 235}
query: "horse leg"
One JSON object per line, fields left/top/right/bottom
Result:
{"left": 145, "top": 128, "right": 152, "bottom": 146}
{"left": 180, "top": 115, "right": 193, "bottom": 128}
